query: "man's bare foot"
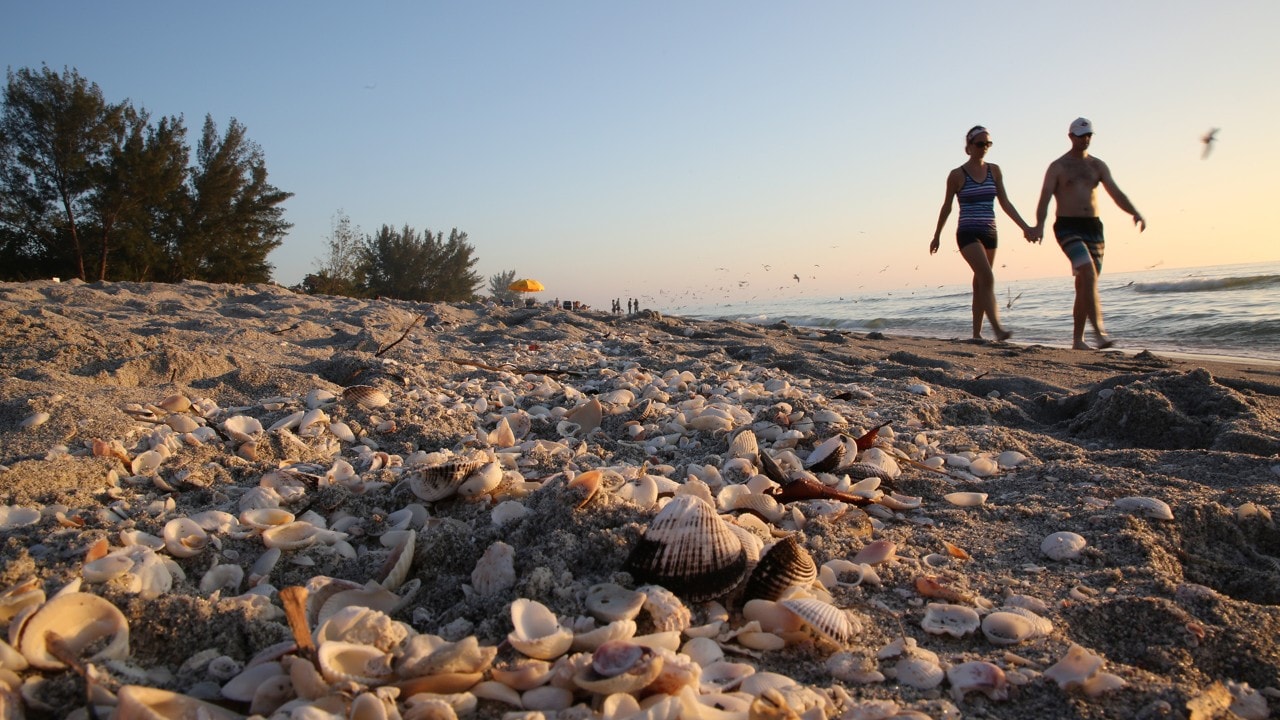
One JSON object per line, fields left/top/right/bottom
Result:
{"left": 995, "top": 329, "right": 1012, "bottom": 342}
{"left": 1094, "top": 332, "right": 1115, "bottom": 349}
{"left": 1072, "top": 340, "right": 1094, "bottom": 350}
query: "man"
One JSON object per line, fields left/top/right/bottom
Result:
{"left": 1034, "top": 117, "right": 1146, "bottom": 350}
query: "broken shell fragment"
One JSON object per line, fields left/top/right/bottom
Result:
{"left": 17, "top": 592, "right": 130, "bottom": 670}
{"left": 507, "top": 598, "right": 573, "bottom": 660}
{"left": 573, "top": 641, "right": 664, "bottom": 695}
{"left": 780, "top": 597, "right": 858, "bottom": 646}
{"left": 585, "top": 583, "right": 646, "bottom": 623}
{"left": 920, "top": 603, "right": 980, "bottom": 638}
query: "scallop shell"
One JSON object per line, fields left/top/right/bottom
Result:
{"left": 1041, "top": 531, "right": 1087, "bottom": 561}
{"left": 920, "top": 602, "right": 980, "bottom": 637}
{"left": 623, "top": 494, "right": 748, "bottom": 603}
{"left": 727, "top": 429, "right": 760, "bottom": 460}
{"left": 471, "top": 541, "right": 516, "bottom": 597}
{"left": 743, "top": 536, "right": 817, "bottom": 602}
{"left": 1113, "top": 496, "right": 1174, "bottom": 521}
{"left": 117, "top": 685, "right": 244, "bottom": 720}
{"left": 572, "top": 641, "right": 664, "bottom": 695}
{"left": 894, "top": 655, "right": 945, "bottom": 689}
{"left": 407, "top": 458, "right": 486, "bottom": 502}
{"left": 585, "top": 583, "right": 646, "bottom": 623}
{"left": 779, "top": 597, "right": 857, "bottom": 646}
{"left": 507, "top": 598, "right": 573, "bottom": 660}
{"left": 379, "top": 529, "right": 416, "bottom": 591}
{"left": 16, "top": 592, "right": 130, "bottom": 670}
{"left": 343, "top": 385, "right": 390, "bottom": 409}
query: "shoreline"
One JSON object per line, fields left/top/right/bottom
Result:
{"left": 1, "top": 280, "right": 1278, "bottom": 719}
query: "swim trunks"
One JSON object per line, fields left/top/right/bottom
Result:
{"left": 956, "top": 228, "right": 997, "bottom": 250}
{"left": 1054, "top": 216, "right": 1104, "bottom": 274}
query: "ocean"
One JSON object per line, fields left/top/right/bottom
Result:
{"left": 659, "top": 260, "right": 1280, "bottom": 363}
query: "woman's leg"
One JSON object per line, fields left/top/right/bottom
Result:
{"left": 960, "top": 242, "right": 1008, "bottom": 340}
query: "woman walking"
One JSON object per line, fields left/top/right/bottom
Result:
{"left": 929, "top": 125, "right": 1035, "bottom": 341}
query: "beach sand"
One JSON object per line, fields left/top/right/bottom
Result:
{"left": 1, "top": 279, "right": 1278, "bottom": 719}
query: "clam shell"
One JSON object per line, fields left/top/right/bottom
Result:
{"left": 573, "top": 641, "right": 664, "bottom": 695}
{"left": 0, "top": 579, "right": 44, "bottom": 624}
{"left": 895, "top": 655, "right": 945, "bottom": 689}
{"left": 261, "top": 521, "right": 319, "bottom": 550}
{"left": 804, "top": 437, "right": 846, "bottom": 473}
{"left": 162, "top": 517, "right": 209, "bottom": 558}
{"left": 508, "top": 598, "right": 573, "bottom": 660}
{"left": 1041, "top": 531, "right": 1087, "bottom": 561}
{"left": 743, "top": 536, "right": 817, "bottom": 602}
{"left": 920, "top": 602, "right": 980, "bottom": 637}
{"left": 315, "top": 606, "right": 408, "bottom": 652}
{"left": 117, "top": 685, "right": 244, "bottom": 720}
{"left": 981, "top": 610, "right": 1036, "bottom": 645}
{"left": 17, "top": 592, "right": 130, "bottom": 670}
{"left": 947, "top": 661, "right": 1009, "bottom": 702}
{"left": 624, "top": 494, "right": 748, "bottom": 603}
{"left": 343, "top": 385, "right": 390, "bottom": 409}
{"left": 585, "top": 583, "right": 646, "bottom": 623}
{"left": 407, "top": 458, "right": 486, "bottom": 502}
{"left": 779, "top": 597, "right": 857, "bottom": 646}
{"left": 239, "top": 507, "right": 294, "bottom": 531}
{"left": 317, "top": 640, "right": 394, "bottom": 685}
{"left": 379, "top": 529, "right": 416, "bottom": 591}
{"left": 1113, "top": 496, "right": 1174, "bottom": 521}
{"left": 943, "top": 492, "right": 988, "bottom": 507}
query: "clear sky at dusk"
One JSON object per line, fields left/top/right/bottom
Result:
{"left": 5, "top": 1, "right": 1278, "bottom": 311}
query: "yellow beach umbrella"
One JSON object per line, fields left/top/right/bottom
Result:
{"left": 508, "top": 279, "right": 545, "bottom": 293}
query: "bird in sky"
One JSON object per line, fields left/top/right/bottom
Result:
{"left": 793, "top": 274, "right": 800, "bottom": 283}
{"left": 1202, "top": 128, "right": 1219, "bottom": 159}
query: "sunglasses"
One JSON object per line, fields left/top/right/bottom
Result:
{"left": 971, "top": 140, "right": 993, "bottom": 148}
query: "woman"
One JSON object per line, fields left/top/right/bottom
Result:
{"left": 929, "top": 125, "right": 1034, "bottom": 342}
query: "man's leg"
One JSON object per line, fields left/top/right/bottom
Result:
{"left": 1072, "top": 263, "right": 1099, "bottom": 350}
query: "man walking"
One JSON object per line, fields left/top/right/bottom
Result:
{"left": 1033, "top": 117, "right": 1146, "bottom": 350}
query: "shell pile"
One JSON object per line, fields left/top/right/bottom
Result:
{"left": 1, "top": 281, "right": 1277, "bottom": 720}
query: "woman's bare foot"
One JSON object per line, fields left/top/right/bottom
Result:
{"left": 1094, "top": 332, "right": 1115, "bottom": 349}
{"left": 995, "top": 329, "right": 1012, "bottom": 342}
{"left": 1072, "top": 340, "right": 1094, "bottom": 350}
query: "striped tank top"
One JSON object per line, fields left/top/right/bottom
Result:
{"left": 957, "top": 167, "right": 997, "bottom": 232}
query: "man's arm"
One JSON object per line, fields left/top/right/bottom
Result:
{"left": 1034, "top": 162, "right": 1059, "bottom": 231}
{"left": 1098, "top": 160, "right": 1146, "bottom": 231}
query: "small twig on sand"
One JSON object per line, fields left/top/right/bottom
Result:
{"left": 270, "top": 322, "right": 302, "bottom": 335}
{"left": 375, "top": 314, "right": 426, "bottom": 357}
{"left": 973, "top": 371, "right": 990, "bottom": 380}
{"left": 279, "top": 585, "right": 316, "bottom": 662}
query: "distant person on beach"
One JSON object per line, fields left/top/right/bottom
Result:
{"left": 930, "top": 125, "right": 1035, "bottom": 342}
{"left": 1033, "top": 117, "right": 1146, "bottom": 351}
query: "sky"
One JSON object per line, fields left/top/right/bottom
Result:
{"left": 4, "top": 1, "right": 1279, "bottom": 313}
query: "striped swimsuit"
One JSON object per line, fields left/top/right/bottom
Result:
{"left": 956, "top": 166, "right": 997, "bottom": 249}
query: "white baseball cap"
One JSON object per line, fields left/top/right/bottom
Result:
{"left": 1070, "top": 117, "right": 1093, "bottom": 136}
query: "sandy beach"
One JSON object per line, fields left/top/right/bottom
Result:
{"left": 1, "top": 279, "right": 1278, "bottom": 720}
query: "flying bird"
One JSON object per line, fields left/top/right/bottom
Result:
{"left": 793, "top": 274, "right": 800, "bottom": 283}
{"left": 1202, "top": 128, "right": 1219, "bottom": 159}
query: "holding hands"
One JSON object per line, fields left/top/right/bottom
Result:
{"left": 929, "top": 237, "right": 941, "bottom": 255}
{"left": 1023, "top": 225, "right": 1043, "bottom": 244}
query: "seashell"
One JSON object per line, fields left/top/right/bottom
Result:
{"left": 379, "top": 529, "right": 416, "bottom": 591}
{"left": 316, "top": 606, "right": 408, "bottom": 653}
{"left": 804, "top": 437, "right": 846, "bottom": 473}
{"left": 743, "top": 536, "right": 817, "bottom": 602}
{"left": 507, "top": 598, "right": 573, "bottom": 660}
{"left": 728, "top": 491, "right": 785, "bottom": 523}
{"left": 116, "top": 685, "right": 244, "bottom": 720}
{"left": 470, "top": 541, "right": 516, "bottom": 597}
{"left": 344, "top": 385, "right": 390, "bottom": 409}
{"left": 162, "top": 518, "right": 209, "bottom": 558}
{"left": 571, "top": 618, "right": 637, "bottom": 652}
{"left": 1044, "top": 642, "right": 1106, "bottom": 690}
{"left": 220, "top": 415, "right": 263, "bottom": 443}
{"left": 981, "top": 611, "right": 1037, "bottom": 645}
{"left": 200, "top": 563, "right": 245, "bottom": 595}
{"left": 239, "top": 507, "right": 294, "bottom": 530}
{"left": 780, "top": 597, "right": 858, "bottom": 645}
{"left": 727, "top": 429, "right": 760, "bottom": 460}
{"left": 947, "top": 661, "right": 1009, "bottom": 703}
{"left": 968, "top": 456, "right": 999, "bottom": 477}
{"left": 852, "top": 539, "right": 896, "bottom": 565}
{"left": 943, "top": 492, "right": 988, "bottom": 507}
{"left": 616, "top": 473, "right": 660, "bottom": 509}
{"left": 0, "top": 506, "right": 41, "bottom": 533}
{"left": 920, "top": 603, "right": 980, "bottom": 637}
{"left": 17, "top": 592, "right": 130, "bottom": 670}
{"left": 573, "top": 641, "right": 664, "bottom": 695}
{"left": 249, "top": 548, "right": 282, "bottom": 586}
{"left": 458, "top": 460, "right": 503, "bottom": 498}
{"left": 130, "top": 449, "right": 165, "bottom": 475}
{"left": 316, "top": 640, "right": 394, "bottom": 685}
{"left": 623, "top": 494, "right": 747, "bottom": 603}
{"left": 315, "top": 581, "right": 402, "bottom": 627}
{"left": 0, "top": 579, "right": 45, "bottom": 624}
{"left": 1041, "top": 531, "right": 1087, "bottom": 561}
{"left": 261, "top": 521, "right": 319, "bottom": 550}
{"left": 1113, "top": 496, "right": 1174, "bottom": 521}
{"left": 877, "top": 492, "right": 922, "bottom": 511}
{"left": 895, "top": 654, "right": 945, "bottom": 689}
{"left": 637, "top": 585, "right": 692, "bottom": 634}
{"left": 996, "top": 450, "right": 1028, "bottom": 468}
{"left": 20, "top": 411, "right": 50, "bottom": 429}
{"left": 567, "top": 397, "right": 604, "bottom": 435}
{"left": 585, "top": 583, "right": 646, "bottom": 623}
{"left": 491, "top": 500, "right": 529, "bottom": 527}
{"left": 406, "top": 458, "right": 485, "bottom": 502}
{"left": 490, "top": 657, "right": 554, "bottom": 691}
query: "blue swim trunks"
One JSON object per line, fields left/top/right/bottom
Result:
{"left": 1054, "top": 217, "right": 1104, "bottom": 274}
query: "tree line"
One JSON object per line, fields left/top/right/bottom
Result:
{"left": 1, "top": 65, "right": 517, "bottom": 303}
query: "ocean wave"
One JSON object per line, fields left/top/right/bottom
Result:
{"left": 1131, "top": 274, "right": 1280, "bottom": 294}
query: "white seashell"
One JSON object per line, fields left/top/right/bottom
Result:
{"left": 379, "top": 529, "right": 416, "bottom": 591}
{"left": 200, "top": 563, "right": 245, "bottom": 595}
{"left": 458, "top": 461, "right": 503, "bottom": 497}
{"left": 999, "top": 604, "right": 1053, "bottom": 637}
{"left": 1113, "top": 496, "right": 1174, "bottom": 521}
{"left": 316, "top": 641, "right": 394, "bottom": 685}
{"left": 968, "top": 456, "right": 999, "bottom": 477}
{"left": 343, "top": 385, "right": 390, "bottom": 409}
{"left": 572, "top": 640, "right": 664, "bottom": 695}
{"left": 906, "top": 383, "right": 932, "bottom": 396}
{"left": 471, "top": 541, "right": 516, "bottom": 597}
{"left": 491, "top": 500, "right": 528, "bottom": 527}
{"left": 489, "top": 657, "right": 553, "bottom": 691}
{"left": 571, "top": 618, "right": 637, "bottom": 652}
{"left": 780, "top": 597, "right": 858, "bottom": 646}
{"left": 117, "top": 685, "right": 244, "bottom": 720}
{"left": 329, "top": 421, "right": 357, "bottom": 443}
{"left": 585, "top": 583, "right": 646, "bottom": 623}
{"left": 261, "top": 521, "right": 319, "bottom": 550}
{"left": 82, "top": 553, "right": 134, "bottom": 583}
{"left": 249, "top": 548, "right": 281, "bottom": 585}
{"left": 981, "top": 611, "right": 1037, "bottom": 645}
{"left": 1044, "top": 643, "right": 1105, "bottom": 690}
{"left": 947, "top": 661, "right": 1009, "bottom": 703}
{"left": 21, "top": 411, "right": 51, "bottom": 429}
{"left": 920, "top": 603, "right": 980, "bottom": 637}
{"left": 943, "top": 492, "right": 988, "bottom": 507}
{"left": 315, "top": 581, "right": 401, "bottom": 627}
{"left": 508, "top": 598, "right": 573, "bottom": 660}
{"left": 17, "top": 592, "right": 130, "bottom": 670}
{"left": 616, "top": 473, "right": 660, "bottom": 509}
{"left": 239, "top": 508, "right": 294, "bottom": 530}
{"left": 637, "top": 584, "right": 693, "bottom": 634}
{"left": 221, "top": 415, "right": 263, "bottom": 443}
{"left": 852, "top": 539, "right": 896, "bottom": 565}
{"left": 0, "top": 506, "right": 41, "bottom": 531}
{"left": 315, "top": 606, "right": 408, "bottom": 653}
{"left": 162, "top": 517, "right": 209, "bottom": 558}
{"left": 996, "top": 450, "right": 1028, "bottom": 468}
{"left": 895, "top": 654, "right": 945, "bottom": 689}
{"left": 0, "top": 579, "right": 45, "bottom": 624}
{"left": 1041, "top": 531, "right": 1087, "bottom": 561}
{"left": 130, "top": 450, "right": 165, "bottom": 475}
